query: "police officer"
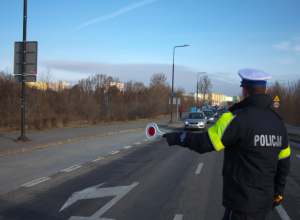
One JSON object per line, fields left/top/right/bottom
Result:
{"left": 163, "top": 68, "right": 290, "bottom": 220}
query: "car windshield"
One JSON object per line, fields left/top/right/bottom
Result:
{"left": 188, "top": 113, "right": 204, "bottom": 119}
{"left": 203, "top": 111, "right": 213, "bottom": 116}
{"left": 211, "top": 108, "right": 217, "bottom": 113}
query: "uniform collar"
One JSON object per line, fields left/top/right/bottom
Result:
{"left": 229, "top": 93, "right": 272, "bottom": 112}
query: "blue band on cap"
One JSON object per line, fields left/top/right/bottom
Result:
{"left": 242, "top": 79, "right": 267, "bottom": 86}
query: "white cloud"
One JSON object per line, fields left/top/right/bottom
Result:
{"left": 43, "top": 0, "right": 157, "bottom": 45}
{"left": 273, "top": 41, "right": 291, "bottom": 50}
{"left": 273, "top": 40, "right": 300, "bottom": 51}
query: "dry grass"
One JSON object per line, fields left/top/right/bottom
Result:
{"left": 0, "top": 114, "right": 172, "bottom": 137}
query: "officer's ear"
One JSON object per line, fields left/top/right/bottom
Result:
{"left": 242, "top": 87, "right": 249, "bottom": 98}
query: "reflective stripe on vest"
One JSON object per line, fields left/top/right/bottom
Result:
{"left": 278, "top": 145, "right": 290, "bottom": 160}
{"left": 208, "top": 113, "right": 235, "bottom": 151}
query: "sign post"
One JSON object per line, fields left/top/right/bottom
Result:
{"left": 169, "top": 98, "right": 180, "bottom": 122}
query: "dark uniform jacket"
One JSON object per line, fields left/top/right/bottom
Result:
{"left": 174, "top": 93, "right": 290, "bottom": 213}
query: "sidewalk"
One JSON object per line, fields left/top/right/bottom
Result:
{"left": 0, "top": 117, "right": 184, "bottom": 157}
{"left": 1, "top": 117, "right": 299, "bottom": 158}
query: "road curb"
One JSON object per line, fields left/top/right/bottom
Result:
{"left": 0, "top": 128, "right": 145, "bottom": 158}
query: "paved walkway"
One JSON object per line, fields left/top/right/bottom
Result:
{"left": 0, "top": 117, "right": 299, "bottom": 157}
{"left": 0, "top": 117, "right": 185, "bottom": 156}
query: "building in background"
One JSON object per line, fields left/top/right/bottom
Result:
{"left": 233, "top": 96, "right": 243, "bottom": 103}
{"left": 25, "top": 82, "right": 47, "bottom": 91}
{"left": 110, "top": 82, "right": 124, "bottom": 92}
{"left": 47, "top": 81, "right": 70, "bottom": 92}
{"left": 26, "top": 81, "right": 70, "bottom": 92}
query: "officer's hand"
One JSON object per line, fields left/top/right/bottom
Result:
{"left": 272, "top": 195, "right": 283, "bottom": 210}
{"left": 162, "top": 133, "right": 178, "bottom": 146}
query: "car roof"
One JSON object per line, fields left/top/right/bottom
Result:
{"left": 189, "top": 111, "right": 204, "bottom": 113}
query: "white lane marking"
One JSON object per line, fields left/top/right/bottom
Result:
{"left": 143, "top": 139, "right": 149, "bottom": 141}
{"left": 123, "top": 146, "right": 132, "bottom": 149}
{"left": 61, "top": 182, "right": 139, "bottom": 219}
{"left": 108, "top": 151, "right": 120, "bottom": 155}
{"left": 134, "top": 142, "right": 142, "bottom": 145}
{"left": 173, "top": 214, "right": 183, "bottom": 220}
{"left": 195, "top": 163, "right": 203, "bottom": 174}
{"left": 22, "top": 177, "right": 51, "bottom": 187}
{"left": 276, "top": 205, "right": 291, "bottom": 220}
{"left": 296, "top": 155, "right": 300, "bottom": 159}
{"left": 90, "top": 157, "right": 104, "bottom": 162}
{"left": 60, "top": 165, "right": 82, "bottom": 173}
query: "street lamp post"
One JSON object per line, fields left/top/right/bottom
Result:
{"left": 170, "top": 44, "right": 190, "bottom": 122}
{"left": 196, "top": 72, "right": 206, "bottom": 108}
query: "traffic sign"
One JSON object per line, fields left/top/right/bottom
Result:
{"left": 14, "top": 41, "right": 38, "bottom": 75}
{"left": 169, "top": 93, "right": 176, "bottom": 96}
{"left": 273, "top": 101, "right": 280, "bottom": 108}
{"left": 14, "top": 75, "right": 36, "bottom": 83}
{"left": 145, "top": 123, "right": 165, "bottom": 140}
{"left": 274, "top": 96, "right": 280, "bottom": 102}
{"left": 169, "top": 98, "right": 181, "bottom": 105}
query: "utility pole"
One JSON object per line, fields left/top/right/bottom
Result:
{"left": 18, "top": 0, "right": 28, "bottom": 141}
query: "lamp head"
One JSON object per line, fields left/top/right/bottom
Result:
{"left": 184, "top": 44, "right": 190, "bottom": 46}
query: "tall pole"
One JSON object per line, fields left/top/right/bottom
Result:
{"left": 170, "top": 47, "right": 175, "bottom": 122}
{"left": 170, "top": 44, "right": 190, "bottom": 122}
{"left": 18, "top": 0, "right": 27, "bottom": 140}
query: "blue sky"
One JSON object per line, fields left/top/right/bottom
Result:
{"left": 1, "top": 0, "right": 299, "bottom": 96}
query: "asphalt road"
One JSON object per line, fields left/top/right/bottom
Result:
{"left": 0, "top": 118, "right": 299, "bottom": 220}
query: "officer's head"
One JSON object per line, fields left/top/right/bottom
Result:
{"left": 238, "top": 68, "right": 271, "bottom": 98}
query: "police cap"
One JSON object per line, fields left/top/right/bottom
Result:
{"left": 238, "top": 68, "right": 271, "bottom": 87}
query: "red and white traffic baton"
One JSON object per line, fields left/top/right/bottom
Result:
{"left": 145, "top": 123, "right": 166, "bottom": 140}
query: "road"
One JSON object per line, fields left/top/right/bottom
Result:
{"left": 0, "top": 117, "right": 299, "bottom": 220}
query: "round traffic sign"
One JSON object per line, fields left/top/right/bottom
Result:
{"left": 273, "top": 101, "right": 280, "bottom": 108}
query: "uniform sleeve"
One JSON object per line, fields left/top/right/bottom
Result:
{"left": 274, "top": 132, "right": 291, "bottom": 196}
{"left": 178, "top": 131, "right": 216, "bottom": 154}
{"left": 175, "top": 112, "right": 239, "bottom": 154}
{"left": 207, "top": 112, "right": 239, "bottom": 151}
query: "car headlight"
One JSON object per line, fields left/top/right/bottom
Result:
{"left": 185, "top": 121, "right": 188, "bottom": 124}
{"left": 199, "top": 122, "right": 204, "bottom": 125}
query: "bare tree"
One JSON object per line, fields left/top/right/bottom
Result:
{"left": 149, "top": 73, "right": 168, "bottom": 87}
{"left": 38, "top": 67, "right": 55, "bottom": 82}
{"left": 198, "top": 75, "right": 212, "bottom": 105}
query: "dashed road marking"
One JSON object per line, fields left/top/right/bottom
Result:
{"left": 90, "top": 156, "right": 104, "bottom": 162}
{"left": 143, "top": 139, "right": 149, "bottom": 141}
{"left": 134, "top": 142, "right": 142, "bottom": 145}
{"left": 60, "top": 165, "right": 82, "bottom": 173}
{"left": 296, "top": 155, "right": 300, "bottom": 159}
{"left": 123, "top": 146, "right": 132, "bottom": 149}
{"left": 108, "top": 151, "right": 120, "bottom": 155}
{"left": 22, "top": 177, "right": 51, "bottom": 187}
{"left": 195, "top": 163, "right": 203, "bottom": 174}
{"left": 276, "top": 205, "right": 291, "bottom": 220}
{"left": 173, "top": 214, "right": 183, "bottom": 220}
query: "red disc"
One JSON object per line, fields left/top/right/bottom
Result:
{"left": 148, "top": 127, "right": 155, "bottom": 136}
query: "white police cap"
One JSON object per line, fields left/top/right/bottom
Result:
{"left": 238, "top": 68, "right": 271, "bottom": 86}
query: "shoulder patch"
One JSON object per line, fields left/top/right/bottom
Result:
{"left": 180, "top": 132, "right": 186, "bottom": 142}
